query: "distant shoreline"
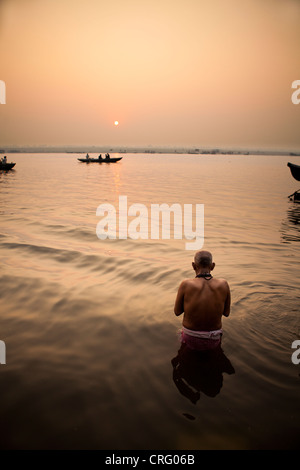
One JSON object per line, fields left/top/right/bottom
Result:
{"left": 1, "top": 146, "right": 300, "bottom": 156}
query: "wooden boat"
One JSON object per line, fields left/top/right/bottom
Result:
{"left": 78, "top": 153, "right": 122, "bottom": 163}
{"left": 78, "top": 157, "right": 123, "bottom": 163}
{"left": 287, "top": 162, "right": 300, "bottom": 182}
{"left": 0, "top": 161, "right": 16, "bottom": 170}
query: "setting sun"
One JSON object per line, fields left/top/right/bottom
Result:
{"left": 114, "top": 121, "right": 119, "bottom": 126}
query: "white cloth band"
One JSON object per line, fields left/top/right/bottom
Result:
{"left": 182, "top": 326, "right": 223, "bottom": 340}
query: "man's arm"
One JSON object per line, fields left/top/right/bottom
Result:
{"left": 174, "top": 281, "right": 185, "bottom": 316}
{"left": 223, "top": 282, "right": 231, "bottom": 317}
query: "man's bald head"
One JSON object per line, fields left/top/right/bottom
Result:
{"left": 194, "top": 250, "right": 213, "bottom": 269}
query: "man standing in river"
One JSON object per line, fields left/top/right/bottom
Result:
{"left": 174, "top": 250, "right": 231, "bottom": 351}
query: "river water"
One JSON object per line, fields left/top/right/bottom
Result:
{"left": 0, "top": 152, "right": 299, "bottom": 449}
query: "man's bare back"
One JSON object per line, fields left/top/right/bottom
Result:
{"left": 174, "top": 251, "right": 231, "bottom": 332}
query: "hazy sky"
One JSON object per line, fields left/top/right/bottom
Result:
{"left": 0, "top": 0, "right": 299, "bottom": 149}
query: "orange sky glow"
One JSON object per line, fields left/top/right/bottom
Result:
{"left": 0, "top": 0, "right": 299, "bottom": 149}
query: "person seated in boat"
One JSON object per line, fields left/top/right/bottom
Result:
{"left": 98, "top": 154, "right": 103, "bottom": 160}
{"left": 174, "top": 250, "right": 231, "bottom": 351}
{"left": 2, "top": 156, "right": 7, "bottom": 164}
{"left": 105, "top": 153, "right": 110, "bottom": 159}
{"left": 85, "top": 153, "right": 90, "bottom": 160}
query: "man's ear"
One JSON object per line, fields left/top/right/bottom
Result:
{"left": 211, "top": 262, "right": 215, "bottom": 271}
{"left": 192, "top": 262, "right": 196, "bottom": 271}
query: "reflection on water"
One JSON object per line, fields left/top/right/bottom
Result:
{"left": 0, "top": 168, "right": 16, "bottom": 181}
{"left": 171, "top": 343, "right": 235, "bottom": 406}
{"left": 281, "top": 202, "right": 300, "bottom": 243}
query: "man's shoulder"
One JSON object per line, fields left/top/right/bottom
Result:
{"left": 179, "top": 277, "right": 194, "bottom": 285}
{"left": 179, "top": 278, "right": 196, "bottom": 288}
{"left": 213, "top": 277, "right": 230, "bottom": 288}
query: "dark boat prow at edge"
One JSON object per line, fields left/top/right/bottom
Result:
{"left": 287, "top": 162, "right": 300, "bottom": 201}
{"left": 287, "top": 162, "right": 300, "bottom": 182}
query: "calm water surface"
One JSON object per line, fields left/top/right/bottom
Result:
{"left": 0, "top": 153, "right": 299, "bottom": 449}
